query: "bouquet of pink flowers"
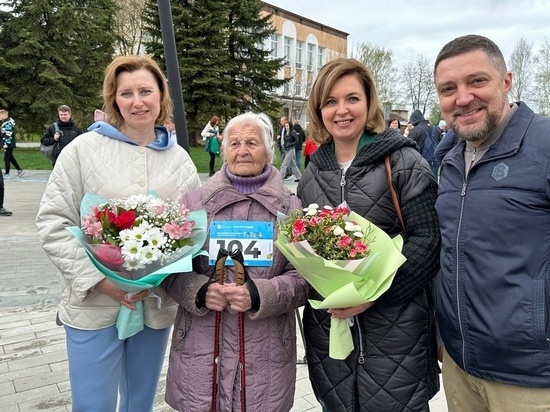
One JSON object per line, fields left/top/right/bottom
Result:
{"left": 79, "top": 193, "right": 198, "bottom": 276}
{"left": 68, "top": 193, "right": 207, "bottom": 339}
{"left": 276, "top": 203, "right": 406, "bottom": 359}
{"left": 280, "top": 203, "right": 373, "bottom": 261}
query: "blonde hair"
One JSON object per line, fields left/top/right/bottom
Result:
{"left": 102, "top": 55, "right": 173, "bottom": 129}
{"left": 307, "top": 58, "right": 385, "bottom": 145}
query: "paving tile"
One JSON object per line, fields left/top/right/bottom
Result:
{"left": 0, "top": 172, "right": 449, "bottom": 412}
{"left": 0, "top": 365, "right": 51, "bottom": 385}
{"left": 14, "top": 370, "right": 69, "bottom": 392}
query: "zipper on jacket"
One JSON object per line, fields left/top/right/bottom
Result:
{"left": 340, "top": 170, "right": 346, "bottom": 201}
{"left": 456, "top": 178, "right": 468, "bottom": 371}
{"left": 450, "top": 146, "right": 520, "bottom": 372}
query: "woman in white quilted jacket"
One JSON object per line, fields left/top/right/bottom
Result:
{"left": 35, "top": 55, "right": 201, "bottom": 412}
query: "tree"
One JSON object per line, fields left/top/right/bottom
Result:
{"left": 534, "top": 38, "right": 550, "bottom": 116}
{"left": 350, "top": 42, "right": 398, "bottom": 106}
{"left": 509, "top": 37, "right": 535, "bottom": 103}
{"left": 0, "top": 0, "right": 117, "bottom": 134}
{"left": 400, "top": 54, "right": 435, "bottom": 114}
{"left": 144, "top": 0, "right": 286, "bottom": 145}
{"left": 112, "top": 0, "right": 147, "bottom": 55}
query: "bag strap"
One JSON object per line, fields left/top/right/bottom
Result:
{"left": 385, "top": 155, "right": 406, "bottom": 235}
{"left": 53, "top": 122, "right": 60, "bottom": 133}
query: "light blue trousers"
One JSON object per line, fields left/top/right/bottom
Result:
{"left": 64, "top": 324, "right": 171, "bottom": 412}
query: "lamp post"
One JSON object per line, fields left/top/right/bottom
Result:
{"left": 157, "top": 0, "right": 190, "bottom": 152}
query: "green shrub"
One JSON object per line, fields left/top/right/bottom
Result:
{"left": 12, "top": 146, "right": 283, "bottom": 173}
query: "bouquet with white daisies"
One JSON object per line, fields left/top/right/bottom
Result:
{"left": 67, "top": 192, "right": 207, "bottom": 339}
{"left": 275, "top": 202, "right": 406, "bottom": 359}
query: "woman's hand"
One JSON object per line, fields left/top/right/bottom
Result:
{"left": 205, "top": 283, "right": 229, "bottom": 312}
{"left": 222, "top": 283, "right": 252, "bottom": 313}
{"left": 328, "top": 302, "right": 373, "bottom": 320}
{"left": 95, "top": 279, "right": 148, "bottom": 310}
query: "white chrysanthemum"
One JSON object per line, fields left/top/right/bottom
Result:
{"left": 145, "top": 228, "right": 167, "bottom": 249}
{"left": 123, "top": 258, "right": 146, "bottom": 271}
{"left": 333, "top": 226, "right": 345, "bottom": 236}
{"left": 121, "top": 239, "right": 143, "bottom": 260}
{"left": 121, "top": 224, "right": 148, "bottom": 242}
{"left": 353, "top": 231, "right": 364, "bottom": 238}
{"left": 306, "top": 208, "right": 318, "bottom": 216}
{"left": 303, "top": 203, "right": 319, "bottom": 213}
{"left": 119, "top": 231, "right": 132, "bottom": 243}
{"left": 323, "top": 205, "right": 333, "bottom": 210}
{"left": 140, "top": 245, "right": 162, "bottom": 264}
{"left": 344, "top": 221, "right": 362, "bottom": 232}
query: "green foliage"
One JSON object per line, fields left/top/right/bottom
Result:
{"left": 143, "top": 0, "right": 285, "bottom": 140}
{"left": 0, "top": 0, "right": 117, "bottom": 134}
{"left": 428, "top": 105, "right": 442, "bottom": 126}
{"left": 13, "top": 146, "right": 284, "bottom": 173}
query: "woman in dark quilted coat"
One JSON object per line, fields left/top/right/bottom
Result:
{"left": 296, "top": 57, "right": 441, "bottom": 411}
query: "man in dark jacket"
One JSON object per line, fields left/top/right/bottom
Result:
{"left": 292, "top": 119, "right": 305, "bottom": 170}
{"left": 279, "top": 121, "right": 301, "bottom": 182}
{"left": 41, "top": 105, "right": 83, "bottom": 166}
{"left": 435, "top": 34, "right": 550, "bottom": 411}
{"left": 407, "top": 109, "right": 441, "bottom": 152}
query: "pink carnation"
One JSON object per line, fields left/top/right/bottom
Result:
{"left": 84, "top": 221, "right": 103, "bottom": 239}
{"left": 152, "top": 204, "right": 166, "bottom": 215}
{"left": 163, "top": 221, "right": 195, "bottom": 240}
{"left": 336, "top": 235, "right": 352, "bottom": 249}
{"left": 292, "top": 219, "right": 307, "bottom": 237}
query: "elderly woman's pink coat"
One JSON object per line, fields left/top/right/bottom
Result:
{"left": 163, "top": 164, "right": 308, "bottom": 412}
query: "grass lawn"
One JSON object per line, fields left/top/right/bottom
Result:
{"left": 11, "top": 146, "right": 284, "bottom": 174}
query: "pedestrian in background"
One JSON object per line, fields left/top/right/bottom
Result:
{"left": 0, "top": 172, "right": 11, "bottom": 216}
{"left": 201, "top": 115, "right": 221, "bottom": 176}
{"left": 303, "top": 135, "right": 317, "bottom": 169}
{"left": 292, "top": 118, "right": 305, "bottom": 170}
{"left": 36, "top": 55, "right": 200, "bottom": 412}
{"left": 279, "top": 121, "right": 302, "bottom": 182}
{"left": 387, "top": 117, "right": 401, "bottom": 131}
{"left": 40, "top": 105, "right": 83, "bottom": 166}
{"left": 435, "top": 34, "right": 550, "bottom": 412}
{"left": 1, "top": 109, "right": 24, "bottom": 178}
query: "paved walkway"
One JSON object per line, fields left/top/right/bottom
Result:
{"left": 0, "top": 170, "right": 447, "bottom": 411}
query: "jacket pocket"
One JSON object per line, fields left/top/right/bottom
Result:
{"left": 532, "top": 279, "right": 550, "bottom": 349}
{"left": 275, "top": 314, "right": 295, "bottom": 364}
{"left": 172, "top": 310, "right": 193, "bottom": 353}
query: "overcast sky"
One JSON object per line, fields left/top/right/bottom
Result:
{"left": 266, "top": 0, "right": 550, "bottom": 67}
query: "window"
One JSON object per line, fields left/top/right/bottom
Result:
{"left": 296, "top": 41, "right": 303, "bottom": 69}
{"left": 283, "top": 82, "right": 290, "bottom": 96}
{"left": 318, "top": 47, "right": 325, "bottom": 70}
{"left": 270, "top": 34, "right": 279, "bottom": 59}
{"left": 307, "top": 43, "right": 315, "bottom": 71}
{"left": 295, "top": 82, "right": 302, "bottom": 96}
{"left": 284, "top": 37, "right": 291, "bottom": 66}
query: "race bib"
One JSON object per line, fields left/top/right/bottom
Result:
{"left": 209, "top": 221, "right": 273, "bottom": 267}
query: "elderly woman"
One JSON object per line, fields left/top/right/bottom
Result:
{"left": 163, "top": 112, "right": 308, "bottom": 412}
{"left": 35, "top": 55, "right": 200, "bottom": 411}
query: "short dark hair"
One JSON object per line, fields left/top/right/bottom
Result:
{"left": 434, "top": 34, "right": 507, "bottom": 76}
{"left": 387, "top": 118, "right": 401, "bottom": 128}
{"left": 58, "top": 105, "right": 71, "bottom": 113}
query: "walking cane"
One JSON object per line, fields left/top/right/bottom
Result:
{"left": 211, "top": 248, "right": 247, "bottom": 412}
